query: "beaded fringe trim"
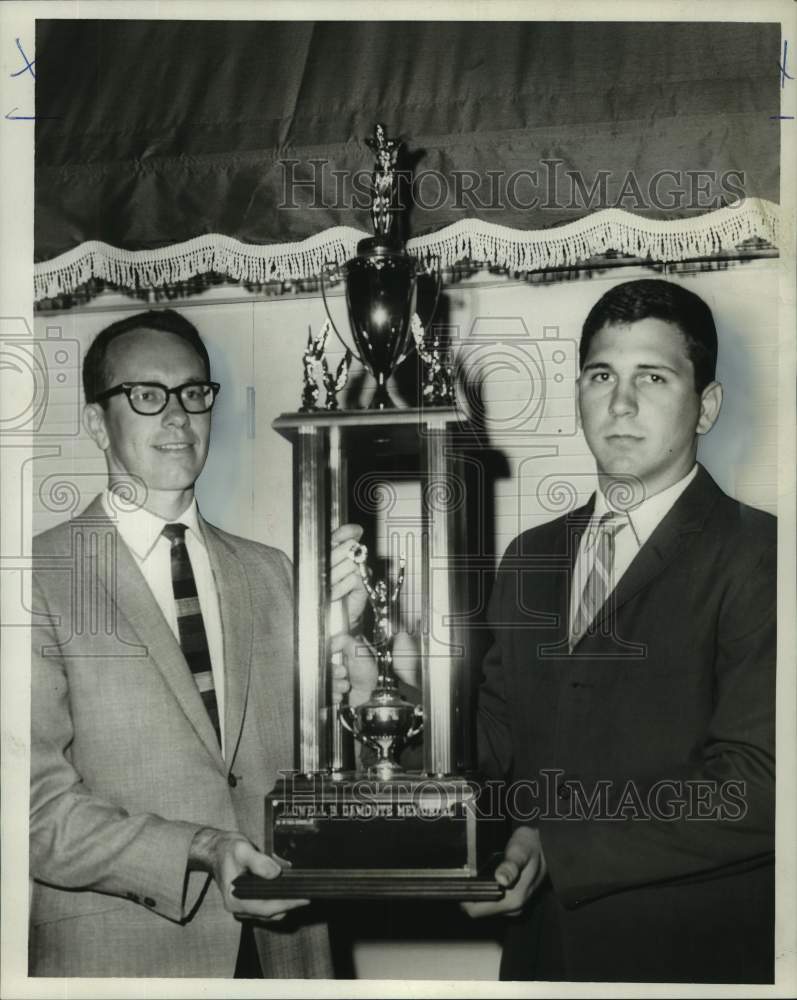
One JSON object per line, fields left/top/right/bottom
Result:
{"left": 33, "top": 199, "right": 779, "bottom": 302}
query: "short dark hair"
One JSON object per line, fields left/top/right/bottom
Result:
{"left": 579, "top": 279, "right": 718, "bottom": 393}
{"left": 83, "top": 309, "right": 211, "bottom": 405}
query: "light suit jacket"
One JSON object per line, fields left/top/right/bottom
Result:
{"left": 29, "top": 495, "right": 332, "bottom": 978}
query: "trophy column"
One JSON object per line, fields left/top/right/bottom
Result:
{"left": 291, "top": 421, "right": 350, "bottom": 775}
{"left": 293, "top": 424, "right": 330, "bottom": 774}
{"left": 420, "top": 415, "right": 465, "bottom": 778}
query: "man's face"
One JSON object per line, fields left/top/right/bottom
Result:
{"left": 577, "top": 317, "right": 721, "bottom": 499}
{"left": 87, "top": 328, "right": 211, "bottom": 495}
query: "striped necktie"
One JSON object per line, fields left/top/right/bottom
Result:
{"left": 570, "top": 511, "right": 626, "bottom": 650}
{"left": 162, "top": 523, "right": 221, "bottom": 745}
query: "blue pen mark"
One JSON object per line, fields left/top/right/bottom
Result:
{"left": 9, "top": 38, "right": 35, "bottom": 79}
{"left": 5, "top": 37, "right": 60, "bottom": 121}
{"left": 4, "top": 107, "right": 59, "bottom": 122}
{"left": 5, "top": 106, "right": 35, "bottom": 120}
{"left": 771, "top": 39, "right": 795, "bottom": 118}
{"left": 778, "top": 39, "right": 794, "bottom": 88}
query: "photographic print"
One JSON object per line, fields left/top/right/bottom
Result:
{"left": 1, "top": 1, "right": 795, "bottom": 996}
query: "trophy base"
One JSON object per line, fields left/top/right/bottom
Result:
{"left": 232, "top": 865, "right": 504, "bottom": 900}
{"left": 232, "top": 772, "right": 505, "bottom": 901}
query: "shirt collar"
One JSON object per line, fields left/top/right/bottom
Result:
{"left": 593, "top": 464, "right": 698, "bottom": 549}
{"left": 101, "top": 490, "right": 204, "bottom": 561}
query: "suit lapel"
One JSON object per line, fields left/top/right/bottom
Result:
{"left": 531, "top": 500, "right": 594, "bottom": 655}
{"left": 82, "top": 496, "right": 226, "bottom": 769}
{"left": 589, "top": 466, "right": 719, "bottom": 635}
{"left": 201, "top": 520, "right": 254, "bottom": 767}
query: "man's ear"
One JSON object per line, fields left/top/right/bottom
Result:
{"left": 696, "top": 381, "right": 723, "bottom": 435}
{"left": 83, "top": 403, "right": 109, "bottom": 451}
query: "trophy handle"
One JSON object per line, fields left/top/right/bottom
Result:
{"left": 405, "top": 704, "right": 424, "bottom": 741}
{"left": 419, "top": 256, "right": 443, "bottom": 330}
{"left": 338, "top": 703, "right": 357, "bottom": 735}
{"left": 320, "top": 263, "right": 365, "bottom": 365}
{"left": 339, "top": 703, "right": 381, "bottom": 753}
{"left": 395, "top": 257, "right": 442, "bottom": 368}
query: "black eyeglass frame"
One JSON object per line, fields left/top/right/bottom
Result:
{"left": 93, "top": 381, "right": 221, "bottom": 415}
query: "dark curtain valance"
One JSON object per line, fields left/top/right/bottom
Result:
{"left": 34, "top": 19, "right": 781, "bottom": 297}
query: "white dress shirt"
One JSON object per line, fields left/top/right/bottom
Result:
{"left": 102, "top": 491, "right": 226, "bottom": 750}
{"left": 569, "top": 464, "right": 698, "bottom": 645}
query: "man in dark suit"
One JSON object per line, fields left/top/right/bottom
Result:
{"left": 465, "top": 279, "right": 776, "bottom": 983}
{"left": 29, "top": 309, "right": 369, "bottom": 977}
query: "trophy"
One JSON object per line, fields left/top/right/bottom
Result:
{"left": 320, "top": 123, "right": 441, "bottom": 410}
{"left": 300, "top": 319, "right": 352, "bottom": 412}
{"left": 232, "top": 125, "right": 503, "bottom": 903}
{"left": 339, "top": 548, "right": 424, "bottom": 778}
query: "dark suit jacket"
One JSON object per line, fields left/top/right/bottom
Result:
{"left": 478, "top": 466, "right": 776, "bottom": 983}
{"left": 29, "top": 496, "right": 332, "bottom": 978}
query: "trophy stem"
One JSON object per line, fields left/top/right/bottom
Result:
{"left": 372, "top": 374, "right": 394, "bottom": 410}
{"left": 375, "top": 648, "right": 399, "bottom": 691}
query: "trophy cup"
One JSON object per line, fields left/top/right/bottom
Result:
{"left": 320, "top": 123, "right": 441, "bottom": 410}
{"left": 232, "top": 125, "right": 503, "bottom": 902}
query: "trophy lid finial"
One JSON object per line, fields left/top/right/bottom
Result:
{"left": 364, "top": 122, "right": 402, "bottom": 248}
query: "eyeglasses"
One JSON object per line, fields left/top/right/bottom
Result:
{"left": 94, "top": 381, "right": 221, "bottom": 416}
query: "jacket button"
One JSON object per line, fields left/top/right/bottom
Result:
{"left": 228, "top": 772, "right": 238, "bottom": 788}
{"left": 143, "top": 897, "right": 156, "bottom": 908}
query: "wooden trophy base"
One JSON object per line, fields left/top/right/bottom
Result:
{"left": 232, "top": 773, "right": 505, "bottom": 901}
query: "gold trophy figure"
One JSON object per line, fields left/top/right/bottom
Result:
{"left": 366, "top": 123, "right": 401, "bottom": 239}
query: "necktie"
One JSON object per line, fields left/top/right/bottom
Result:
{"left": 570, "top": 512, "right": 626, "bottom": 649}
{"left": 162, "top": 523, "right": 221, "bottom": 745}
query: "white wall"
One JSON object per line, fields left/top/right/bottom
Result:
{"left": 30, "top": 259, "right": 779, "bottom": 981}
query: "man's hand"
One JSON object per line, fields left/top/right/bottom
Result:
{"left": 329, "top": 522, "right": 375, "bottom": 706}
{"left": 462, "top": 826, "right": 547, "bottom": 918}
{"left": 330, "top": 523, "right": 367, "bottom": 627}
{"left": 189, "top": 827, "right": 308, "bottom": 922}
{"left": 330, "top": 632, "right": 378, "bottom": 706}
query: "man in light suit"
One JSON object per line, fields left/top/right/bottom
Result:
{"left": 465, "top": 279, "right": 776, "bottom": 983}
{"left": 29, "top": 309, "right": 371, "bottom": 978}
